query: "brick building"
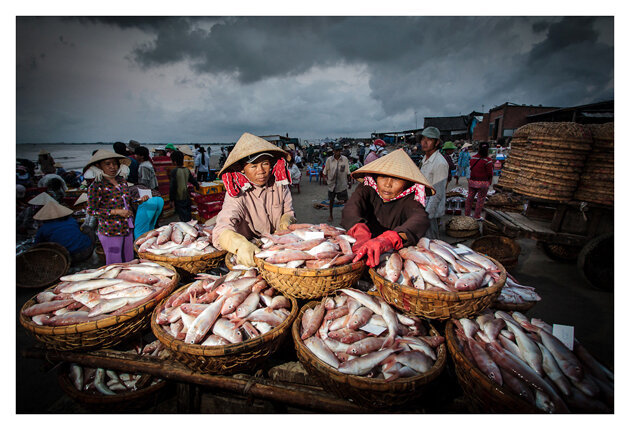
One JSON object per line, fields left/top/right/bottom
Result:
{"left": 472, "top": 102, "right": 558, "bottom": 142}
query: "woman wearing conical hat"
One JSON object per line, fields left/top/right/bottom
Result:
{"left": 33, "top": 200, "right": 95, "bottom": 263}
{"left": 84, "top": 149, "right": 148, "bottom": 264}
{"left": 212, "top": 133, "right": 296, "bottom": 266}
{"left": 341, "top": 149, "right": 435, "bottom": 267}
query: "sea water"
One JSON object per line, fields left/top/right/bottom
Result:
{"left": 16, "top": 143, "right": 225, "bottom": 172}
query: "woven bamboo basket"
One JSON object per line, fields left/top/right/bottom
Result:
{"left": 369, "top": 256, "right": 506, "bottom": 320}
{"left": 471, "top": 235, "right": 521, "bottom": 270}
{"left": 446, "top": 228, "right": 479, "bottom": 238}
{"left": 134, "top": 230, "right": 227, "bottom": 281}
{"left": 292, "top": 300, "right": 447, "bottom": 410}
{"left": 444, "top": 319, "right": 539, "bottom": 413}
{"left": 57, "top": 365, "right": 169, "bottom": 412}
{"left": 492, "top": 300, "right": 536, "bottom": 312}
{"left": 151, "top": 283, "right": 298, "bottom": 374}
{"left": 19, "top": 262, "right": 179, "bottom": 351}
{"left": 255, "top": 256, "right": 365, "bottom": 299}
{"left": 16, "top": 247, "right": 71, "bottom": 289}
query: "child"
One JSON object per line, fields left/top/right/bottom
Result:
{"left": 169, "top": 150, "right": 199, "bottom": 222}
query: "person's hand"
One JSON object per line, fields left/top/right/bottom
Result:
{"left": 352, "top": 231, "right": 402, "bottom": 267}
{"left": 112, "top": 208, "right": 133, "bottom": 218}
{"left": 140, "top": 195, "right": 150, "bottom": 203}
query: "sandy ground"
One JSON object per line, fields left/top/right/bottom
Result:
{"left": 16, "top": 158, "right": 614, "bottom": 413}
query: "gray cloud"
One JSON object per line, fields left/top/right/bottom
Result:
{"left": 16, "top": 16, "right": 613, "bottom": 143}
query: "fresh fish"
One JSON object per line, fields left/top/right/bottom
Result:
{"left": 454, "top": 270, "right": 488, "bottom": 291}
{"left": 337, "top": 348, "right": 400, "bottom": 376}
{"left": 301, "top": 303, "right": 326, "bottom": 339}
{"left": 305, "top": 337, "right": 340, "bottom": 369}
{"left": 201, "top": 334, "right": 231, "bottom": 346}
{"left": 398, "top": 336, "right": 436, "bottom": 360}
{"left": 69, "top": 364, "right": 83, "bottom": 391}
{"left": 468, "top": 338, "right": 503, "bottom": 386}
{"left": 327, "top": 328, "right": 369, "bottom": 344}
{"left": 87, "top": 298, "right": 130, "bottom": 317}
{"left": 416, "top": 265, "right": 452, "bottom": 291}
{"left": 59, "top": 279, "right": 120, "bottom": 294}
{"left": 347, "top": 307, "right": 373, "bottom": 331}
{"left": 346, "top": 337, "right": 387, "bottom": 355}
{"left": 391, "top": 350, "right": 434, "bottom": 374}
{"left": 485, "top": 343, "right": 569, "bottom": 413}
{"left": 236, "top": 292, "right": 261, "bottom": 318}
{"left": 60, "top": 268, "right": 108, "bottom": 282}
{"left": 23, "top": 299, "right": 75, "bottom": 316}
{"left": 212, "top": 318, "right": 243, "bottom": 344}
{"left": 184, "top": 295, "right": 227, "bottom": 344}
{"left": 100, "top": 285, "right": 155, "bottom": 300}
{"left": 246, "top": 307, "right": 287, "bottom": 327}
{"left": 384, "top": 253, "right": 403, "bottom": 283}
{"left": 175, "top": 221, "right": 199, "bottom": 238}
{"left": 379, "top": 300, "right": 401, "bottom": 347}
{"left": 94, "top": 368, "right": 116, "bottom": 395}
{"left": 338, "top": 289, "right": 382, "bottom": 315}
{"left": 502, "top": 319, "right": 544, "bottom": 376}
{"left": 156, "top": 225, "right": 173, "bottom": 245}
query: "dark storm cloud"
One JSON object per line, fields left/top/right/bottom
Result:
{"left": 123, "top": 16, "right": 613, "bottom": 110}
{"left": 16, "top": 16, "right": 613, "bottom": 143}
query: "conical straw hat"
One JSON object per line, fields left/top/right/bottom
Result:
{"left": 28, "top": 192, "right": 56, "bottom": 206}
{"left": 33, "top": 200, "right": 74, "bottom": 221}
{"left": 38, "top": 149, "right": 50, "bottom": 155}
{"left": 218, "top": 132, "right": 288, "bottom": 176}
{"left": 352, "top": 149, "right": 436, "bottom": 196}
{"left": 83, "top": 149, "right": 130, "bottom": 173}
{"left": 177, "top": 145, "right": 194, "bottom": 157}
{"left": 74, "top": 193, "right": 88, "bottom": 206}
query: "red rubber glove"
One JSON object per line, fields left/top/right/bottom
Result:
{"left": 347, "top": 223, "right": 372, "bottom": 252}
{"left": 353, "top": 230, "right": 403, "bottom": 267}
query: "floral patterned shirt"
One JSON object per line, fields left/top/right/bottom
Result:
{"left": 87, "top": 177, "right": 138, "bottom": 237}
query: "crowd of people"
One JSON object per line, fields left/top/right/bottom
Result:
{"left": 16, "top": 141, "right": 220, "bottom": 265}
{"left": 17, "top": 132, "right": 502, "bottom": 268}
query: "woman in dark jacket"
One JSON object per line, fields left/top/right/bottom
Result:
{"left": 341, "top": 149, "right": 435, "bottom": 267}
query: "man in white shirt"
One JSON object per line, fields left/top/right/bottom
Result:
{"left": 322, "top": 143, "right": 351, "bottom": 222}
{"left": 418, "top": 127, "right": 449, "bottom": 239}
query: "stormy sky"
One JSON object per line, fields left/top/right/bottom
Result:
{"left": 16, "top": 16, "right": 614, "bottom": 143}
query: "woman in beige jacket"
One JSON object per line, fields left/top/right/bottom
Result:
{"left": 212, "top": 133, "right": 297, "bottom": 266}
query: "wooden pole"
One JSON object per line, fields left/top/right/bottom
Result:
{"left": 22, "top": 347, "right": 367, "bottom": 413}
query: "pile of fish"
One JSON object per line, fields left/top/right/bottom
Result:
{"left": 254, "top": 223, "right": 357, "bottom": 269}
{"left": 67, "top": 340, "right": 165, "bottom": 395}
{"left": 22, "top": 260, "right": 176, "bottom": 326}
{"left": 155, "top": 269, "right": 292, "bottom": 345}
{"left": 495, "top": 275, "right": 542, "bottom": 305}
{"left": 135, "top": 220, "right": 218, "bottom": 257}
{"left": 453, "top": 310, "right": 613, "bottom": 413}
{"left": 300, "top": 288, "right": 444, "bottom": 381}
{"left": 375, "top": 238, "right": 502, "bottom": 292}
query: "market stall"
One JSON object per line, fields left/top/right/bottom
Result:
{"left": 17, "top": 221, "right": 614, "bottom": 413}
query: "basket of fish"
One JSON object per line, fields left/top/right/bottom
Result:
{"left": 292, "top": 288, "right": 447, "bottom": 410}
{"left": 19, "top": 260, "right": 179, "bottom": 351}
{"left": 445, "top": 311, "right": 614, "bottom": 413}
{"left": 151, "top": 268, "right": 298, "bottom": 374}
{"left": 253, "top": 223, "right": 365, "bottom": 299}
{"left": 134, "top": 220, "right": 227, "bottom": 281}
{"left": 492, "top": 274, "right": 541, "bottom": 312}
{"left": 58, "top": 340, "right": 169, "bottom": 412}
{"left": 369, "top": 238, "right": 507, "bottom": 320}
